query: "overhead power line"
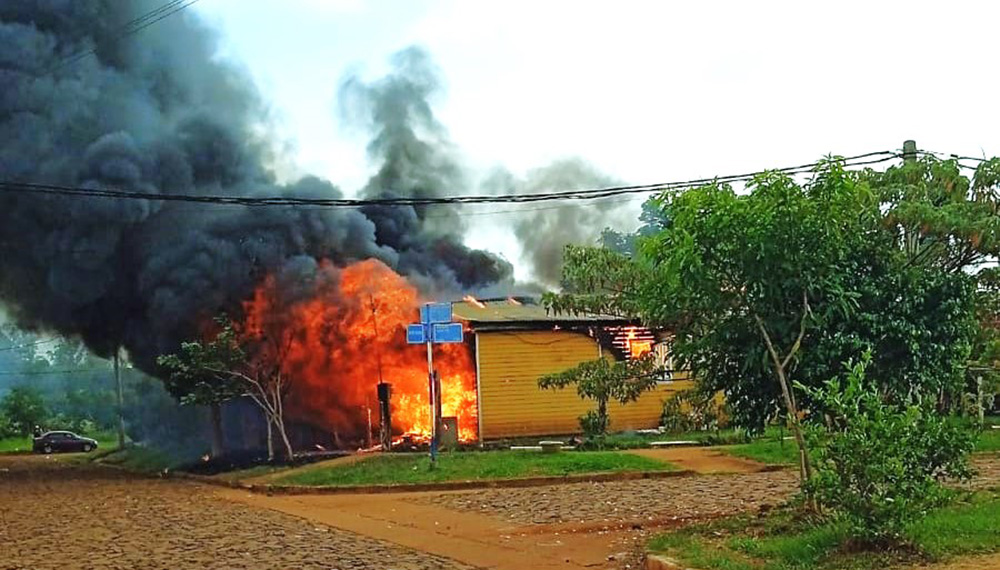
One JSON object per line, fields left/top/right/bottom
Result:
{"left": 0, "top": 150, "right": 900, "bottom": 209}
{"left": 0, "top": 367, "right": 108, "bottom": 377}
{"left": 0, "top": 338, "right": 60, "bottom": 353}
{"left": 42, "top": 0, "right": 203, "bottom": 76}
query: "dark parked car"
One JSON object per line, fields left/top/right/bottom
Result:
{"left": 33, "top": 431, "right": 98, "bottom": 454}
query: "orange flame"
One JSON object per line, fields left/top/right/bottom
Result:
{"left": 463, "top": 294, "right": 486, "bottom": 309}
{"left": 625, "top": 326, "right": 652, "bottom": 359}
{"left": 242, "top": 259, "right": 478, "bottom": 444}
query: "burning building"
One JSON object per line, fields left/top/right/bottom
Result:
{"left": 243, "top": 272, "right": 687, "bottom": 447}
{"left": 0, "top": 4, "right": 657, "bottom": 451}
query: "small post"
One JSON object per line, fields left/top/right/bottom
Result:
{"left": 366, "top": 402, "right": 373, "bottom": 449}
{"left": 377, "top": 382, "right": 392, "bottom": 450}
{"left": 114, "top": 349, "right": 126, "bottom": 450}
{"left": 902, "top": 139, "right": 917, "bottom": 163}
{"left": 427, "top": 340, "right": 438, "bottom": 464}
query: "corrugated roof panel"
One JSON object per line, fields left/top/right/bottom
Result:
{"left": 451, "top": 297, "right": 625, "bottom": 324}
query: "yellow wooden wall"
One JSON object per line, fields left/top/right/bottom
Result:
{"left": 476, "top": 330, "right": 692, "bottom": 439}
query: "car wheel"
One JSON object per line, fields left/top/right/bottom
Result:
{"left": 82, "top": 444, "right": 92, "bottom": 452}
{"left": 43, "top": 444, "right": 53, "bottom": 454}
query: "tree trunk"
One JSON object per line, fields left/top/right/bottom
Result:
{"left": 755, "top": 300, "right": 815, "bottom": 490}
{"left": 772, "top": 358, "right": 813, "bottom": 485}
{"left": 275, "top": 417, "right": 293, "bottom": 461}
{"left": 209, "top": 402, "right": 225, "bottom": 458}
{"left": 264, "top": 414, "right": 274, "bottom": 462}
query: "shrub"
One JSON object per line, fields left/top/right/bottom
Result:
{"left": 0, "top": 385, "right": 48, "bottom": 436}
{"left": 0, "top": 412, "right": 15, "bottom": 439}
{"left": 539, "top": 356, "right": 660, "bottom": 440}
{"left": 660, "top": 389, "right": 729, "bottom": 433}
{"left": 801, "top": 353, "right": 976, "bottom": 546}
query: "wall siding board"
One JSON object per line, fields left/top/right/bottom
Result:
{"left": 477, "top": 330, "right": 690, "bottom": 439}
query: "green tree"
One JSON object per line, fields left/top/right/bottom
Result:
{"left": 159, "top": 325, "right": 244, "bottom": 458}
{"left": 801, "top": 353, "right": 975, "bottom": 545}
{"left": 545, "top": 155, "right": 988, "bottom": 492}
{"left": 538, "top": 355, "right": 660, "bottom": 440}
{"left": 158, "top": 317, "right": 294, "bottom": 461}
{"left": 1, "top": 385, "right": 48, "bottom": 436}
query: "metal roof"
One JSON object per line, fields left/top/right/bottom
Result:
{"left": 451, "top": 296, "right": 626, "bottom": 325}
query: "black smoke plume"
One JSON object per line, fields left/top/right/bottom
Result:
{"left": 0, "top": 2, "right": 510, "bottom": 375}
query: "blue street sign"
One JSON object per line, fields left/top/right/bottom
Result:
{"left": 431, "top": 322, "right": 463, "bottom": 343}
{"left": 406, "top": 324, "right": 427, "bottom": 344}
{"left": 419, "top": 302, "right": 452, "bottom": 324}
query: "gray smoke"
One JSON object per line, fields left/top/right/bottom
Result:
{"left": 0, "top": 3, "right": 510, "bottom": 373}
{"left": 482, "top": 158, "right": 631, "bottom": 287}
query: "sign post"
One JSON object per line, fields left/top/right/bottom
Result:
{"left": 407, "top": 302, "right": 464, "bottom": 465}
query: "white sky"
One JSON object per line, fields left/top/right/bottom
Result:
{"left": 193, "top": 0, "right": 1000, "bottom": 281}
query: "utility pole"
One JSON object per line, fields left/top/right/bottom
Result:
{"left": 426, "top": 340, "right": 439, "bottom": 465}
{"left": 902, "top": 140, "right": 919, "bottom": 255}
{"left": 114, "top": 347, "right": 126, "bottom": 449}
{"left": 370, "top": 294, "right": 392, "bottom": 451}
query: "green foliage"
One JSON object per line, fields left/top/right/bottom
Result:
{"left": 0, "top": 412, "right": 15, "bottom": 439}
{"left": 157, "top": 317, "right": 246, "bottom": 407}
{"left": 1, "top": 385, "right": 47, "bottom": 436}
{"left": 801, "top": 353, "right": 976, "bottom": 545}
{"left": 276, "top": 450, "right": 675, "bottom": 487}
{"left": 159, "top": 315, "right": 295, "bottom": 461}
{"left": 648, "top": 492, "right": 1000, "bottom": 570}
{"left": 660, "top": 388, "right": 728, "bottom": 433}
{"left": 543, "top": 245, "right": 647, "bottom": 317}
{"left": 538, "top": 355, "right": 660, "bottom": 439}
{"left": 547, "top": 156, "right": 984, "bottom": 432}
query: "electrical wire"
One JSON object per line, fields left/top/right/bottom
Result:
{"left": 41, "top": 0, "right": 203, "bottom": 76}
{"left": 0, "top": 151, "right": 900, "bottom": 209}
{"left": 0, "top": 338, "right": 60, "bottom": 352}
{"left": 0, "top": 368, "right": 108, "bottom": 377}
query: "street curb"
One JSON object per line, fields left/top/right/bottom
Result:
{"left": 174, "top": 468, "right": 700, "bottom": 495}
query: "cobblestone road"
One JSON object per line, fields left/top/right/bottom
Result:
{"left": 416, "top": 470, "right": 800, "bottom": 526}
{"left": 0, "top": 455, "right": 471, "bottom": 570}
{"left": 418, "top": 456, "right": 1000, "bottom": 527}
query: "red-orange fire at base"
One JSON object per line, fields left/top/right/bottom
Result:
{"left": 241, "top": 259, "right": 478, "bottom": 446}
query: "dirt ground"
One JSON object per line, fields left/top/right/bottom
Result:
{"left": 625, "top": 447, "right": 767, "bottom": 474}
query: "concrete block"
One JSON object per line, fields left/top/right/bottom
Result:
{"left": 649, "top": 440, "right": 699, "bottom": 447}
{"left": 645, "top": 553, "right": 690, "bottom": 570}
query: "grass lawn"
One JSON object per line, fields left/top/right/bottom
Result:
{"left": 724, "top": 438, "right": 800, "bottom": 465}
{"left": 598, "top": 429, "right": 753, "bottom": 449}
{"left": 88, "top": 445, "right": 176, "bottom": 473}
{"left": 276, "top": 450, "right": 676, "bottom": 487}
{"left": 0, "top": 431, "right": 119, "bottom": 454}
{"left": 0, "top": 436, "right": 33, "bottom": 453}
{"left": 217, "top": 464, "right": 290, "bottom": 481}
{"left": 976, "top": 428, "right": 1000, "bottom": 453}
{"left": 648, "top": 491, "right": 1000, "bottom": 570}
{"left": 723, "top": 428, "right": 1000, "bottom": 466}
